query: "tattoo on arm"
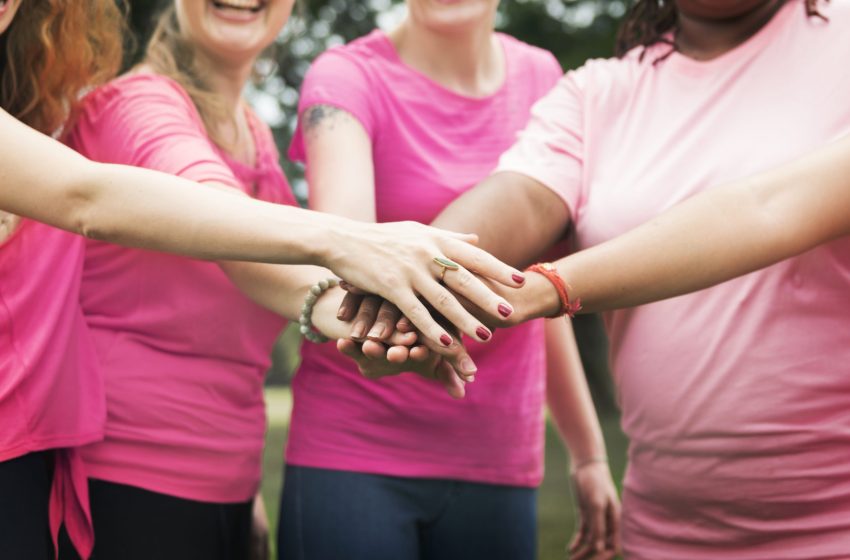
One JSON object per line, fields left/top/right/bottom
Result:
{"left": 303, "top": 105, "right": 350, "bottom": 135}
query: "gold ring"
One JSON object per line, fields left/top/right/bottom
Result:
{"left": 433, "top": 256, "right": 460, "bottom": 282}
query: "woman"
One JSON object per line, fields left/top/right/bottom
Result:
{"left": 0, "top": 1, "right": 520, "bottom": 559}
{"left": 356, "top": 0, "right": 850, "bottom": 557}
{"left": 280, "top": 1, "right": 620, "bottom": 558}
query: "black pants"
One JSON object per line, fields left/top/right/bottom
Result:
{"left": 59, "top": 480, "right": 253, "bottom": 560}
{"left": 0, "top": 452, "right": 55, "bottom": 560}
{"left": 279, "top": 465, "right": 537, "bottom": 560}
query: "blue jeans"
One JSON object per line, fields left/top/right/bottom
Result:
{"left": 277, "top": 465, "right": 537, "bottom": 560}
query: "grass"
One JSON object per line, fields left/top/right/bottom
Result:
{"left": 261, "top": 387, "right": 628, "bottom": 560}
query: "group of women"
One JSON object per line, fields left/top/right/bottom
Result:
{"left": 2, "top": 0, "right": 850, "bottom": 559}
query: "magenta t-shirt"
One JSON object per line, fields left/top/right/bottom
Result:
{"left": 65, "top": 73, "right": 295, "bottom": 503}
{"left": 287, "top": 31, "right": 562, "bottom": 487}
{"left": 498, "top": 1, "right": 850, "bottom": 557}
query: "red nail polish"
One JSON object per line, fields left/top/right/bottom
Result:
{"left": 476, "top": 327, "right": 491, "bottom": 341}
{"left": 440, "top": 334, "right": 452, "bottom": 346}
{"left": 512, "top": 273, "right": 525, "bottom": 285}
{"left": 498, "top": 303, "right": 512, "bottom": 318}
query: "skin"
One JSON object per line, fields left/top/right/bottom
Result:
{"left": 301, "top": 0, "right": 620, "bottom": 554}
{"left": 0, "top": 0, "right": 528, "bottom": 354}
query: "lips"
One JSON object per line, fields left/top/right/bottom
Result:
{"left": 212, "top": 0, "right": 265, "bottom": 13}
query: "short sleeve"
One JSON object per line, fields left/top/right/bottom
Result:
{"left": 288, "top": 48, "right": 377, "bottom": 163}
{"left": 66, "top": 74, "right": 240, "bottom": 189}
{"left": 495, "top": 69, "right": 585, "bottom": 217}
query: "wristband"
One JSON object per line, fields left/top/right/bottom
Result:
{"left": 525, "top": 262, "right": 582, "bottom": 318}
{"left": 299, "top": 278, "right": 339, "bottom": 343}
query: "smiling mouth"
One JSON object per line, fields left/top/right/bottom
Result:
{"left": 212, "top": 0, "right": 266, "bottom": 13}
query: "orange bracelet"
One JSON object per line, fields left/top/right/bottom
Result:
{"left": 525, "top": 262, "right": 582, "bottom": 319}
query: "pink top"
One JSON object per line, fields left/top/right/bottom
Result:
{"left": 287, "top": 31, "right": 561, "bottom": 487}
{"left": 65, "top": 73, "right": 295, "bottom": 503}
{"left": 498, "top": 1, "right": 850, "bottom": 557}
{"left": 0, "top": 220, "right": 101, "bottom": 556}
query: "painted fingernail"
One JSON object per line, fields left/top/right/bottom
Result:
{"left": 512, "top": 273, "right": 526, "bottom": 285}
{"left": 367, "top": 325, "right": 386, "bottom": 340}
{"left": 497, "top": 303, "right": 513, "bottom": 318}
{"left": 440, "top": 334, "right": 453, "bottom": 347}
{"left": 461, "top": 357, "right": 477, "bottom": 374}
{"left": 476, "top": 327, "right": 491, "bottom": 341}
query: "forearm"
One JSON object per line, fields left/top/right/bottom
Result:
{"left": 431, "top": 171, "right": 571, "bottom": 267}
{"left": 554, "top": 135, "right": 850, "bottom": 313}
{"left": 0, "top": 111, "right": 352, "bottom": 267}
{"left": 222, "top": 261, "right": 354, "bottom": 340}
{"left": 544, "top": 319, "right": 607, "bottom": 465}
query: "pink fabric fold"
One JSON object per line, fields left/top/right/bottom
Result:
{"left": 49, "top": 449, "right": 94, "bottom": 559}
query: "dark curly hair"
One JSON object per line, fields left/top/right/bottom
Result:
{"left": 615, "top": 0, "right": 826, "bottom": 58}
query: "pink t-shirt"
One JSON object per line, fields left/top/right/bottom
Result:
{"left": 0, "top": 220, "right": 102, "bottom": 556}
{"left": 287, "top": 31, "right": 561, "bottom": 487}
{"left": 498, "top": 1, "right": 850, "bottom": 557}
{"left": 65, "top": 73, "right": 295, "bottom": 503}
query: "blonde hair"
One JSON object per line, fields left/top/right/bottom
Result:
{"left": 0, "top": 0, "right": 125, "bottom": 135}
{"left": 144, "top": 4, "right": 232, "bottom": 148}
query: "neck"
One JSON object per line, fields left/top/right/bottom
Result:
{"left": 202, "top": 54, "right": 253, "bottom": 115}
{"left": 389, "top": 17, "right": 502, "bottom": 97}
{"left": 676, "top": 0, "right": 785, "bottom": 60}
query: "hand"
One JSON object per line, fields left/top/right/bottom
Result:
{"left": 250, "top": 494, "right": 270, "bottom": 560}
{"left": 324, "top": 221, "right": 525, "bottom": 346}
{"left": 569, "top": 461, "right": 621, "bottom": 560}
{"left": 337, "top": 328, "right": 474, "bottom": 399}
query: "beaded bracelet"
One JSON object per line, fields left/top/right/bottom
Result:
{"left": 525, "top": 262, "right": 582, "bottom": 318}
{"left": 299, "top": 277, "right": 339, "bottom": 343}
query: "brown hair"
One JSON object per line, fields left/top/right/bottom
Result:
{"left": 615, "top": 0, "right": 826, "bottom": 59}
{"left": 0, "top": 0, "right": 125, "bottom": 135}
{"left": 144, "top": 4, "right": 231, "bottom": 148}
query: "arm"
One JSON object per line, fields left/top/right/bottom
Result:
{"left": 513, "top": 134, "right": 850, "bottom": 318}
{"left": 544, "top": 319, "right": 620, "bottom": 559}
{"left": 0, "top": 108, "right": 522, "bottom": 346}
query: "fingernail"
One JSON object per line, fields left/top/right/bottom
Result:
{"left": 440, "top": 334, "right": 453, "bottom": 347}
{"left": 512, "top": 273, "right": 525, "bottom": 285}
{"left": 367, "top": 324, "right": 386, "bottom": 340}
{"left": 497, "top": 303, "right": 513, "bottom": 318}
{"left": 461, "top": 357, "right": 477, "bottom": 374}
{"left": 352, "top": 322, "right": 366, "bottom": 340}
{"left": 337, "top": 308, "right": 346, "bottom": 320}
{"left": 339, "top": 280, "right": 350, "bottom": 290}
{"left": 476, "top": 326, "right": 491, "bottom": 341}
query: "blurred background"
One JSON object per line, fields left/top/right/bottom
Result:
{"left": 127, "top": 2, "right": 629, "bottom": 558}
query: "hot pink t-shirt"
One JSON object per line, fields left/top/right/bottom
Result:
{"left": 498, "top": 1, "right": 850, "bottom": 557}
{"left": 65, "top": 73, "right": 295, "bottom": 503}
{"left": 0, "top": 221, "right": 103, "bottom": 459}
{"left": 287, "top": 31, "right": 561, "bottom": 487}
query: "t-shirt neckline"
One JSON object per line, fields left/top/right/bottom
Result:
{"left": 372, "top": 29, "right": 512, "bottom": 104}
{"left": 664, "top": 0, "right": 797, "bottom": 73}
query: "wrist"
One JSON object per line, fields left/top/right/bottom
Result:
{"left": 570, "top": 455, "right": 609, "bottom": 475}
{"left": 516, "top": 272, "right": 562, "bottom": 321}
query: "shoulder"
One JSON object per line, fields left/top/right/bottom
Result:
{"left": 499, "top": 33, "right": 561, "bottom": 75}
{"left": 305, "top": 30, "right": 393, "bottom": 82}
{"left": 75, "top": 72, "right": 202, "bottom": 132}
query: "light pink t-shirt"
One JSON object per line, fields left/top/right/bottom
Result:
{"left": 65, "top": 73, "right": 295, "bottom": 503}
{"left": 498, "top": 1, "right": 850, "bottom": 557}
{"left": 287, "top": 31, "right": 561, "bottom": 487}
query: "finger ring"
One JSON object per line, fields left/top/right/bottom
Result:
{"left": 433, "top": 256, "right": 460, "bottom": 282}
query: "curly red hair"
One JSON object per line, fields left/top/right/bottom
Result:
{"left": 0, "top": 0, "right": 126, "bottom": 135}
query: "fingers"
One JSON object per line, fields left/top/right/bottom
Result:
{"left": 441, "top": 266, "right": 515, "bottom": 324}
{"left": 435, "top": 361, "right": 466, "bottom": 399}
{"left": 366, "top": 301, "right": 402, "bottom": 341}
{"left": 608, "top": 497, "right": 622, "bottom": 555}
{"left": 589, "top": 501, "right": 608, "bottom": 557}
{"left": 390, "top": 291, "right": 459, "bottom": 349}
{"left": 337, "top": 290, "right": 364, "bottom": 323}
{"left": 443, "top": 238, "right": 526, "bottom": 288}
{"left": 349, "top": 295, "right": 382, "bottom": 341}
{"left": 415, "top": 275, "right": 493, "bottom": 343}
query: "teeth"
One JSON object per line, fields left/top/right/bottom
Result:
{"left": 213, "top": 0, "right": 263, "bottom": 10}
